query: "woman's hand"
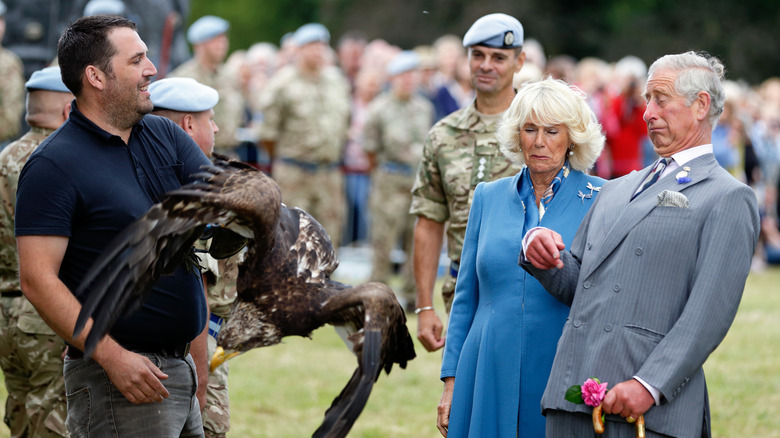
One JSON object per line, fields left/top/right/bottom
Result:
{"left": 437, "top": 377, "right": 455, "bottom": 436}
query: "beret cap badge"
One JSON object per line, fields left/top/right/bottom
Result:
{"left": 504, "top": 31, "right": 514, "bottom": 46}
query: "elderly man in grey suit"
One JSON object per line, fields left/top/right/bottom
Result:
{"left": 523, "top": 51, "right": 760, "bottom": 437}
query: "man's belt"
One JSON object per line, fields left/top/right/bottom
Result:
{"left": 66, "top": 342, "right": 192, "bottom": 359}
{"left": 208, "top": 313, "right": 224, "bottom": 339}
{"left": 280, "top": 157, "right": 340, "bottom": 172}
{"left": 449, "top": 261, "right": 459, "bottom": 278}
{"left": 0, "top": 290, "right": 22, "bottom": 297}
{"left": 380, "top": 161, "right": 415, "bottom": 176}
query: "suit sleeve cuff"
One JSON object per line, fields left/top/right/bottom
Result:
{"left": 633, "top": 376, "right": 662, "bottom": 406}
{"left": 519, "top": 227, "right": 546, "bottom": 264}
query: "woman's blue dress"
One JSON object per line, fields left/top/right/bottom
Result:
{"left": 441, "top": 168, "right": 604, "bottom": 437}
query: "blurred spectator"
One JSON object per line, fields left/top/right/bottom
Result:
{"left": 258, "top": 23, "right": 351, "bottom": 247}
{"left": 712, "top": 98, "right": 740, "bottom": 175}
{"left": 363, "top": 51, "right": 434, "bottom": 311}
{"left": 513, "top": 62, "right": 542, "bottom": 89}
{"left": 603, "top": 55, "right": 648, "bottom": 178}
{"left": 544, "top": 54, "right": 576, "bottom": 83}
{"left": 342, "top": 66, "right": 382, "bottom": 246}
{"left": 430, "top": 52, "right": 474, "bottom": 121}
{"left": 414, "top": 45, "right": 438, "bottom": 99}
{"left": 522, "top": 38, "right": 546, "bottom": 71}
{"left": 337, "top": 30, "right": 367, "bottom": 92}
{"left": 575, "top": 57, "right": 611, "bottom": 177}
{"left": 170, "top": 15, "right": 245, "bottom": 156}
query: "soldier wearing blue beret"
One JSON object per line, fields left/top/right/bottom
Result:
{"left": 257, "top": 22, "right": 351, "bottom": 247}
{"left": 410, "top": 11, "right": 527, "bottom": 359}
{"left": 170, "top": 15, "right": 244, "bottom": 158}
{"left": 150, "top": 77, "right": 219, "bottom": 157}
{"left": 187, "top": 15, "right": 229, "bottom": 45}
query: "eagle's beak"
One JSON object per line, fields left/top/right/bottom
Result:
{"left": 210, "top": 346, "right": 241, "bottom": 372}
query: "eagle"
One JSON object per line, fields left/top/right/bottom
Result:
{"left": 72, "top": 155, "right": 416, "bottom": 438}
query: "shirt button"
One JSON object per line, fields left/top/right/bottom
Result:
{"left": 635, "top": 247, "right": 644, "bottom": 256}
{"left": 587, "top": 242, "right": 592, "bottom": 250}
{"left": 604, "top": 324, "right": 613, "bottom": 332}
{"left": 583, "top": 281, "right": 591, "bottom": 289}
{"left": 613, "top": 284, "right": 621, "bottom": 292}
{"left": 573, "top": 319, "right": 582, "bottom": 328}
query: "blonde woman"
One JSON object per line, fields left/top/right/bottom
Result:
{"left": 438, "top": 78, "right": 605, "bottom": 437}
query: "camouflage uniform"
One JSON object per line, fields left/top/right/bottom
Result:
{"left": 169, "top": 59, "right": 245, "bottom": 155}
{"left": 258, "top": 65, "right": 350, "bottom": 246}
{"left": 409, "top": 103, "right": 522, "bottom": 311}
{"left": 0, "top": 47, "right": 25, "bottom": 143}
{"left": 196, "top": 240, "right": 240, "bottom": 438}
{"left": 0, "top": 127, "right": 69, "bottom": 438}
{"left": 363, "top": 91, "right": 433, "bottom": 307}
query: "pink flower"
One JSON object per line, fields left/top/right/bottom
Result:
{"left": 581, "top": 378, "right": 608, "bottom": 407}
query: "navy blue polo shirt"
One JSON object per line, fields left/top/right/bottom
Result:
{"left": 16, "top": 101, "right": 211, "bottom": 351}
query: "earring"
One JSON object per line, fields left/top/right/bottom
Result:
{"left": 568, "top": 145, "right": 575, "bottom": 156}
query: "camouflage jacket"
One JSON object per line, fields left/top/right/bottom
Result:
{"left": 0, "top": 48, "right": 25, "bottom": 142}
{"left": 258, "top": 65, "right": 350, "bottom": 163}
{"left": 363, "top": 91, "right": 434, "bottom": 168}
{"left": 409, "top": 102, "right": 522, "bottom": 263}
{"left": 169, "top": 58, "right": 245, "bottom": 151}
{"left": 0, "top": 127, "right": 55, "bottom": 292}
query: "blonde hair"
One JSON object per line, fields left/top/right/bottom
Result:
{"left": 497, "top": 77, "right": 605, "bottom": 171}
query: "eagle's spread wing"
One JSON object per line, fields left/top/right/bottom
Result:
{"left": 311, "top": 282, "right": 416, "bottom": 438}
{"left": 73, "top": 157, "right": 280, "bottom": 355}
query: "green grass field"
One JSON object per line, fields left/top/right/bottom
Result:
{"left": 2, "top": 267, "right": 779, "bottom": 437}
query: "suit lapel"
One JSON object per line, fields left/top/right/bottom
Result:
{"left": 582, "top": 154, "right": 719, "bottom": 279}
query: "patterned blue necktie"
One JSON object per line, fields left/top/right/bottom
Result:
{"left": 632, "top": 158, "right": 671, "bottom": 200}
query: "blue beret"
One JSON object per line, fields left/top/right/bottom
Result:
{"left": 150, "top": 77, "right": 219, "bottom": 113}
{"left": 386, "top": 51, "right": 420, "bottom": 77}
{"left": 187, "top": 15, "right": 229, "bottom": 45}
{"left": 83, "top": 0, "right": 125, "bottom": 16}
{"left": 25, "top": 66, "right": 70, "bottom": 93}
{"left": 293, "top": 23, "right": 330, "bottom": 46}
{"left": 462, "top": 13, "right": 524, "bottom": 49}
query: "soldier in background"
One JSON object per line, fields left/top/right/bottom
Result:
{"left": 258, "top": 23, "right": 350, "bottom": 247}
{"left": 0, "top": 66, "right": 73, "bottom": 438}
{"left": 410, "top": 13, "right": 526, "bottom": 352}
{"left": 0, "top": 0, "right": 25, "bottom": 146}
{"left": 170, "top": 15, "right": 245, "bottom": 156}
{"left": 363, "top": 51, "right": 434, "bottom": 312}
{"left": 149, "top": 77, "right": 236, "bottom": 438}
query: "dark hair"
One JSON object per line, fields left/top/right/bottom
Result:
{"left": 57, "top": 15, "right": 137, "bottom": 96}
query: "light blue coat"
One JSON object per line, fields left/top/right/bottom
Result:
{"left": 441, "top": 168, "right": 603, "bottom": 437}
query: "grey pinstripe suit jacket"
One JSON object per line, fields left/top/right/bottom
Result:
{"left": 525, "top": 153, "right": 760, "bottom": 437}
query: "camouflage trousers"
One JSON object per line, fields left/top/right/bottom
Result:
{"left": 0, "top": 296, "right": 69, "bottom": 438}
{"left": 273, "top": 160, "right": 344, "bottom": 248}
{"left": 202, "top": 332, "right": 230, "bottom": 438}
{"left": 368, "top": 171, "right": 415, "bottom": 307}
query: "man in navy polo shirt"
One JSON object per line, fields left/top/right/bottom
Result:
{"left": 15, "top": 15, "right": 210, "bottom": 437}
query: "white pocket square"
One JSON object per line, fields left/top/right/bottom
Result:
{"left": 657, "top": 190, "right": 690, "bottom": 208}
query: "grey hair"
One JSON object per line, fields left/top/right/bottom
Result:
{"left": 647, "top": 51, "right": 726, "bottom": 130}
{"left": 496, "top": 77, "right": 605, "bottom": 171}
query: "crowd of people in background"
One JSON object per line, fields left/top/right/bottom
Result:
{"left": 2, "top": 5, "right": 779, "bottom": 276}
